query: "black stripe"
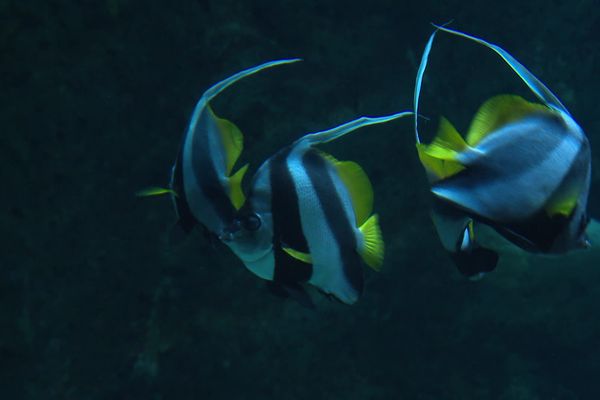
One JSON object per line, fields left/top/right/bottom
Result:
{"left": 269, "top": 146, "right": 312, "bottom": 283}
{"left": 190, "top": 109, "right": 237, "bottom": 228}
{"left": 302, "top": 150, "right": 363, "bottom": 296}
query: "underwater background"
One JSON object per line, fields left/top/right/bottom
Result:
{"left": 1, "top": 0, "right": 599, "bottom": 398}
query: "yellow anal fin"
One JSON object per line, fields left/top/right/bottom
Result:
{"left": 209, "top": 105, "right": 244, "bottom": 175}
{"left": 466, "top": 95, "right": 551, "bottom": 146}
{"left": 136, "top": 186, "right": 178, "bottom": 198}
{"left": 358, "top": 214, "right": 384, "bottom": 271}
{"left": 228, "top": 163, "right": 249, "bottom": 210}
{"left": 282, "top": 247, "right": 313, "bottom": 264}
{"left": 417, "top": 117, "right": 467, "bottom": 180}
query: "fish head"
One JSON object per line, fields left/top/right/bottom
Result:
{"left": 219, "top": 166, "right": 276, "bottom": 272}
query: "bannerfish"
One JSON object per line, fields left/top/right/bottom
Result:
{"left": 221, "top": 112, "right": 411, "bottom": 305}
{"left": 137, "top": 59, "right": 300, "bottom": 240}
{"left": 413, "top": 26, "right": 592, "bottom": 278}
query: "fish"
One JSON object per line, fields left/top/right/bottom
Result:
{"left": 221, "top": 112, "right": 411, "bottom": 304}
{"left": 413, "top": 26, "right": 593, "bottom": 277}
{"left": 137, "top": 59, "right": 301, "bottom": 240}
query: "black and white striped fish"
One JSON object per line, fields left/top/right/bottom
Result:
{"left": 223, "top": 113, "right": 411, "bottom": 305}
{"left": 413, "top": 26, "right": 593, "bottom": 278}
{"left": 138, "top": 59, "right": 300, "bottom": 239}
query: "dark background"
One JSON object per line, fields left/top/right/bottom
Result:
{"left": 1, "top": 0, "right": 599, "bottom": 398}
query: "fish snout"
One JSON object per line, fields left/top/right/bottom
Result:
{"left": 219, "top": 219, "right": 242, "bottom": 242}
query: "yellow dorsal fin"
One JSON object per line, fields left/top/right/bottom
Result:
{"left": 228, "top": 163, "right": 249, "bottom": 210}
{"left": 358, "top": 214, "right": 384, "bottom": 271}
{"left": 282, "top": 247, "right": 313, "bottom": 264}
{"left": 466, "top": 95, "right": 551, "bottom": 146}
{"left": 318, "top": 151, "right": 374, "bottom": 227}
{"left": 209, "top": 105, "right": 244, "bottom": 175}
{"left": 136, "top": 186, "right": 178, "bottom": 198}
{"left": 416, "top": 117, "right": 467, "bottom": 180}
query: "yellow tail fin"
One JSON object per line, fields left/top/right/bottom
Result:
{"left": 358, "top": 214, "right": 384, "bottom": 271}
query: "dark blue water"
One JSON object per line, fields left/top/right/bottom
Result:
{"left": 1, "top": 1, "right": 598, "bottom": 398}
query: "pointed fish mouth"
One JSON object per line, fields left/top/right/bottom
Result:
{"left": 219, "top": 220, "right": 243, "bottom": 242}
{"left": 219, "top": 231, "right": 235, "bottom": 242}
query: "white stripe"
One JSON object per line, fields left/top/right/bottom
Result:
{"left": 288, "top": 151, "right": 359, "bottom": 303}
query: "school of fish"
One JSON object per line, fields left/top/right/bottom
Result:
{"left": 139, "top": 26, "right": 595, "bottom": 306}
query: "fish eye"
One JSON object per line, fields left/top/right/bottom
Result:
{"left": 242, "top": 213, "right": 261, "bottom": 231}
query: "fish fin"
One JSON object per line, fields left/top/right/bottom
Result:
{"left": 209, "top": 106, "right": 245, "bottom": 175}
{"left": 466, "top": 95, "right": 551, "bottom": 146}
{"left": 228, "top": 163, "right": 249, "bottom": 210}
{"left": 320, "top": 153, "right": 373, "bottom": 227}
{"left": 414, "top": 28, "right": 439, "bottom": 144}
{"left": 136, "top": 186, "right": 178, "bottom": 197}
{"left": 358, "top": 214, "right": 384, "bottom": 271}
{"left": 434, "top": 25, "right": 569, "bottom": 115}
{"left": 544, "top": 191, "right": 579, "bottom": 217}
{"left": 295, "top": 112, "right": 412, "bottom": 147}
{"left": 200, "top": 59, "right": 301, "bottom": 107}
{"left": 416, "top": 117, "right": 467, "bottom": 180}
{"left": 282, "top": 247, "right": 313, "bottom": 264}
